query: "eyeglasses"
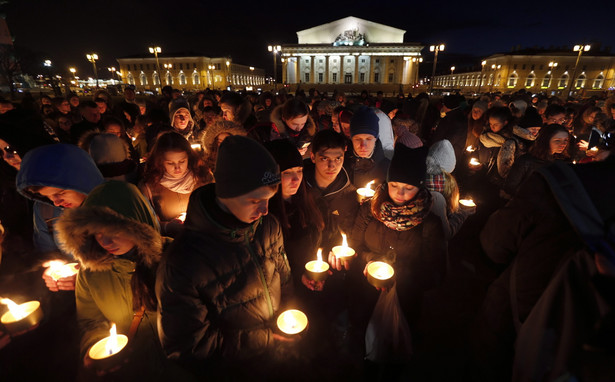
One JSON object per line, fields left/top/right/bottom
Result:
{"left": 1, "top": 145, "right": 18, "bottom": 158}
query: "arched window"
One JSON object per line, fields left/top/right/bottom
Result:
{"left": 179, "top": 73, "right": 187, "bottom": 85}
{"left": 525, "top": 73, "right": 535, "bottom": 87}
{"left": 558, "top": 74, "right": 569, "bottom": 88}
{"left": 153, "top": 73, "right": 160, "bottom": 86}
{"left": 481, "top": 74, "right": 487, "bottom": 86}
{"left": 507, "top": 72, "right": 518, "bottom": 87}
{"left": 593, "top": 74, "right": 604, "bottom": 89}
{"left": 166, "top": 72, "right": 173, "bottom": 85}
{"left": 488, "top": 73, "right": 494, "bottom": 86}
{"left": 575, "top": 74, "right": 586, "bottom": 88}
{"left": 542, "top": 73, "right": 551, "bottom": 88}
{"left": 193, "top": 72, "right": 200, "bottom": 85}
{"left": 496, "top": 74, "right": 501, "bottom": 86}
{"left": 139, "top": 72, "right": 147, "bottom": 86}
{"left": 127, "top": 73, "right": 135, "bottom": 85}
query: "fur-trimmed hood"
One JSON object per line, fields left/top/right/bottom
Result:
{"left": 55, "top": 181, "right": 161, "bottom": 271}
{"left": 201, "top": 120, "right": 247, "bottom": 154}
{"left": 270, "top": 104, "right": 316, "bottom": 140}
{"left": 513, "top": 125, "right": 537, "bottom": 142}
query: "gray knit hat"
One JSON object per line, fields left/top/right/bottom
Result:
{"left": 214, "top": 136, "right": 280, "bottom": 198}
{"left": 426, "top": 139, "right": 456, "bottom": 174}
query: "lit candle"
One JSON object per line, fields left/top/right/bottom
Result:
{"left": 305, "top": 248, "right": 329, "bottom": 282}
{"left": 190, "top": 143, "right": 202, "bottom": 150}
{"left": 276, "top": 309, "right": 308, "bottom": 336}
{"left": 466, "top": 145, "right": 476, "bottom": 152}
{"left": 0, "top": 298, "right": 43, "bottom": 335}
{"left": 459, "top": 198, "right": 476, "bottom": 208}
{"left": 357, "top": 180, "right": 376, "bottom": 203}
{"left": 88, "top": 323, "right": 129, "bottom": 369}
{"left": 45, "top": 260, "right": 79, "bottom": 281}
{"left": 177, "top": 212, "right": 187, "bottom": 222}
{"left": 366, "top": 261, "right": 395, "bottom": 289}
{"left": 469, "top": 157, "right": 481, "bottom": 167}
{"left": 332, "top": 232, "right": 355, "bottom": 267}
{"left": 589, "top": 147, "right": 599, "bottom": 152}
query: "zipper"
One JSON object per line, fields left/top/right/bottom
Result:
{"left": 245, "top": 234, "right": 274, "bottom": 317}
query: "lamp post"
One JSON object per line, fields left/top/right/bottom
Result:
{"left": 267, "top": 45, "right": 281, "bottom": 92}
{"left": 566, "top": 44, "right": 590, "bottom": 97}
{"left": 226, "top": 60, "right": 231, "bottom": 88}
{"left": 490, "top": 63, "right": 501, "bottom": 92}
{"left": 163, "top": 63, "right": 172, "bottom": 85}
{"left": 69, "top": 67, "right": 77, "bottom": 81}
{"left": 86, "top": 53, "right": 99, "bottom": 88}
{"left": 208, "top": 64, "right": 215, "bottom": 89}
{"left": 429, "top": 43, "right": 445, "bottom": 94}
{"left": 107, "top": 67, "right": 118, "bottom": 84}
{"left": 148, "top": 46, "right": 162, "bottom": 77}
{"left": 477, "top": 60, "right": 486, "bottom": 94}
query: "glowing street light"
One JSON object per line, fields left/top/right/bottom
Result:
{"left": 86, "top": 53, "right": 99, "bottom": 88}
{"left": 567, "top": 44, "right": 591, "bottom": 96}
{"left": 450, "top": 66, "right": 455, "bottom": 75}
{"left": 429, "top": 43, "right": 445, "bottom": 94}
{"left": 477, "top": 60, "right": 487, "bottom": 94}
{"left": 149, "top": 46, "right": 162, "bottom": 77}
{"left": 108, "top": 67, "right": 119, "bottom": 83}
{"left": 267, "top": 44, "right": 281, "bottom": 92}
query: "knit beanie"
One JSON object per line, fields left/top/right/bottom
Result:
{"left": 264, "top": 139, "right": 303, "bottom": 172}
{"left": 387, "top": 143, "right": 428, "bottom": 187}
{"left": 426, "top": 139, "right": 456, "bottom": 174}
{"left": 510, "top": 100, "right": 528, "bottom": 114}
{"left": 214, "top": 136, "right": 280, "bottom": 198}
{"left": 472, "top": 100, "right": 488, "bottom": 112}
{"left": 442, "top": 95, "right": 461, "bottom": 110}
{"left": 88, "top": 133, "right": 128, "bottom": 164}
{"left": 396, "top": 130, "right": 423, "bottom": 149}
{"left": 350, "top": 106, "right": 380, "bottom": 138}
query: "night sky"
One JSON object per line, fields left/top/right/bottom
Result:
{"left": 5, "top": 0, "right": 614, "bottom": 79}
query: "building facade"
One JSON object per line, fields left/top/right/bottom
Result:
{"left": 117, "top": 54, "right": 265, "bottom": 92}
{"left": 431, "top": 49, "right": 615, "bottom": 95}
{"left": 280, "top": 17, "right": 423, "bottom": 92}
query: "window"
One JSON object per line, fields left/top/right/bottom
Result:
{"left": 146, "top": 64, "right": 150, "bottom": 70}
{"left": 139, "top": 64, "right": 143, "bottom": 70}
{"left": 166, "top": 72, "right": 173, "bottom": 85}
{"left": 345, "top": 73, "right": 352, "bottom": 84}
{"left": 332, "top": 73, "right": 337, "bottom": 82}
{"left": 539, "top": 64, "right": 544, "bottom": 70}
{"left": 318, "top": 72, "right": 323, "bottom": 83}
{"left": 127, "top": 73, "right": 135, "bottom": 85}
{"left": 193, "top": 63, "right": 197, "bottom": 68}
{"left": 319, "top": 59, "right": 323, "bottom": 64}
{"left": 558, "top": 74, "right": 568, "bottom": 88}
{"left": 193, "top": 72, "right": 200, "bottom": 85}
{"left": 488, "top": 73, "right": 494, "bottom": 86}
{"left": 153, "top": 73, "right": 160, "bottom": 85}
{"left": 496, "top": 74, "right": 501, "bottom": 86}
{"left": 375, "top": 59, "right": 380, "bottom": 64}
{"left": 525, "top": 73, "right": 535, "bottom": 87}
{"left": 388, "top": 73, "right": 394, "bottom": 83}
{"left": 360, "top": 72, "right": 365, "bottom": 82}
{"left": 508, "top": 73, "right": 518, "bottom": 87}
{"left": 361, "top": 58, "right": 365, "bottom": 64}
{"left": 139, "top": 73, "right": 147, "bottom": 85}
{"left": 304, "top": 73, "right": 310, "bottom": 82}
{"left": 542, "top": 74, "right": 551, "bottom": 88}
{"left": 481, "top": 74, "right": 486, "bottom": 86}
{"left": 179, "top": 63, "right": 183, "bottom": 70}
{"left": 217, "top": 64, "right": 221, "bottom": 70}
{"left": 374, "top": 72, "right": 380, "bottom": 83}
{"left": 530, "top": 65, "right": 535, "bottom": 70}
{"left": 133, "top": 64, "right": 138, "bottom": 71}
{"left": 593, "top": 74, "right": 604, "bottom": 89}
{"left": 390, "top": 59, "right": 394, "bottom": 64}
{"left": 575, "top": 74, "right": 586, "bottom": 88}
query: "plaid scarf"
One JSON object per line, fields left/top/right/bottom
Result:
{"left": 376, "top": 187, "right": 432, "bottom": 231}
{"left": 425, "top": 173, "right": 445, "bottom": 193}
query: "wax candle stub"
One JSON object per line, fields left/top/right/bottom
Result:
{"left": 459, "top": 199, "right": 476, "bottom": 207}
{"left": 466, "top": 145, "right": 476, "bottom": 152}
{"left": 305, "top": 248, "right": 330, "bottom": 281}
{"left": 277, "top": 309, "right": 308, "bottom": 335}
{"left": 469, "top": 158, "right": 481, "bottom": 166}
{"left": 0, "top": 299, "right": 43, "bottom": 335}
{"left": 357, "top": 180, "right": 376, "bottom": 202}
{"left": 89, "top": 323, "right": 128, "bottom": 360}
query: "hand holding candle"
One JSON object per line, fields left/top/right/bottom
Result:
{"left": 1, "top": 298, "right": 43, "bottom": 335}
{"left": 329, "top": 232, "right": 356, "bottom": 271}
{"left": 276, "top": 309, "right": 308, "bottom": 336}
{"left": 305, "top": 248, "right": 330, "bottom": 282}
{"left": 87, "top": 323, "right": 129, "bottom": 372}
{"left": 365, "top": 261, "right": 395, "bottom": 289}
{"left": 42, "top": 260, "right": 79, "bottom": 292}
{"left": 357, "top": 180, "right": 376, "bottom": 203}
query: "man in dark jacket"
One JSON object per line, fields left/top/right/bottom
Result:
{"left": 343, "top": 106, "right": 390, "bottom": 188}
{"left": 70, "top": 101, "right": 102, "bottom": 144}
{"left": 156, "top": 136, "right": 293, "bottom": 378}
{"left": 430, "top": 95, "right": 467, "bottom": 166}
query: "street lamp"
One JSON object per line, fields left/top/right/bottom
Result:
{"left": 69, "top": 67, "right": 77, "bottom": 80}
{"left": 477, "top": 60, "right": 486, "bottom": 94}
{"left": 208, "top": 64, "right": 216, "bottom": 89}
{"left": 267, "top": 44, "right": 281, "bottom": 92}
{"left": 86, "top": 53, "right": 99, "bottom": 88}
{"left": 149, "top": 46, "right": 162, "bottom": 79}
{"left": 429, "top": 43, "right": 445, "bottom": 94}
{"left": 450, "top": 66, "right": 455, "bottom": 75}
{"left": 108, "top": 67, "right": 118, "bottom": 83}
{"left": 566, "top": 44, "right": 590, "bottom": 97}
{"left": 163, "top": 63, "right": 172, "bottom": 85}
{"left": 226, "top": 60, "right": 231, "bottom": 87}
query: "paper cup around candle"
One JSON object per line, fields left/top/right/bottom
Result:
{"left": 357, "top": 187, "right": 375, "bottom": 203}
{"left": 459, "top": 199, "right": 476, "bottom": 208}
{"left": 88, "top": 329, "right": 129, "bottom": 370}
{"left": 332, "top": 246, "right": 356, "bottom": 267}
{"left": 276, "top": 309, "right": 308, "bottom": 336}
{"left": 366, "top": 261, "right": 395, "bottom": 289}
{"left": 1, "top": 301, "right": 43, "bottom": 335}
{"left": 304, "top": 260, "right": 329, "bottom": 282}
{"left": 48, "top": 262, "right": 79, "bottom": 281}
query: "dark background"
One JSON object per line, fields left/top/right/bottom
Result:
{"left": 4, "top": 0, "right": 614, "bottom": 79}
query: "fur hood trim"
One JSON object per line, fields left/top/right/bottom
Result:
{"left": 56, "top": 206, "right": 162, "bottom": 271}
{"left": 270, "top": 104, "right": 316, "bottom": 138}
{"left": 513, "top": 125, "right": 537, "bottom": 141}
{"left": 480, "top": 131, "right": 507, "bottom": 148}
{"left": 201, "top": 120, "right": 247, "bottom": 153}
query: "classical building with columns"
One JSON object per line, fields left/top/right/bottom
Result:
{"left": 117, "top": 53, "right": 265, "bottom": 92}
{"left": 280, "top": 17, "right": 423, "bottom": 93}
{"left": 431, "top": 47, "right": 615, "bottom": 96}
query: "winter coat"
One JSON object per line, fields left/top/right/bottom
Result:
{"left": 247, "top": 105, "right": 317, "bottom": 150}
{"left": 430, "top": 108, "right": 468, "bottom": 166}
{"left": 156, "top": 183, "right": 292, "bottom": 364}
{"left": 478, "top": 126, "right": 531, "bottom": 187}
{"left": 343, "top": 139, "right": 391, "bottom": 189}
{"left": 55, "top": 180, "right": 181, "bottom": 380}
{"left": 303, "top": 160, "right": 359, "bottom": 251}
{"left": 503, "top": 153, "right": 548, "bottom": 196}
{"left": 200, "top": 121, "right": 247, "bottom": 171}
{"left": 16, "top": 144, "right": 104, "bottom": 252}
{"left": 429, "top": 191, "right": 473, "bottom": 240}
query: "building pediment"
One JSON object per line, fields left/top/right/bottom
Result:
{"left": 296, "top": 16, "right": 405, "bottom": 45}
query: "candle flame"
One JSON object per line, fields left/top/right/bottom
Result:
{"left": 316, "top": 248, "right": 323, "bottom": 263}
{"left": 365, "top": 180, "right": 375, "bottom": 191}
{"left": 469, "top": 157, "right": 480, "bottom": 166}
{"left": 341, "top": 233, "right": 348, "bottom": 248}
{"left": 178, "top": 212, "right": 187, "bottom": 222}
{"left": 105, "top": 323, "right": 119, "bottom": 356}
{"left": 282, "top": 311, "right": 298, "bottom": 330}
{"left": 45, "top": 260, "right": 78, "bottom": 281}
{"left": 190, "top": 143, "right": 202, "bottom": 150}
{"left": 0, "top": 298, "right": 27, "bottom": 320}
{"left": 466, "top": 145, "right": 476, "bottom": 152}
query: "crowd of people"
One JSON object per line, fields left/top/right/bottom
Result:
{"left": 0, "top": 84, "right": 613, "bottom": 381}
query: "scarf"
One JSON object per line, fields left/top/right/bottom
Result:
{"left": 160, "top": 170, "right": 197, "bottom": 194}
{"left": 425, "top": 173, "right": 445, "bottom": 193}
{"left": 376, "top": 187, "right": 432, "bottom": 231}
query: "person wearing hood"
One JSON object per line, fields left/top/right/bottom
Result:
{"left": 248, "top": 98, "right": 316, "bottom": 156}
{"left": 156, "top": 136, "right": 293, "bottom": 379}
{"left": 343, "top": 106, "right": 391, "bottom": 189}
{"left": 466, "top": 100, "right": 488, "bottom": 149}
{"left": 16, "top": 144, "right": 104, "bottom": 290}
{"left": 200, "top": 119, "right": 246, "bottom": 173}
{"left": 78, "top": 132, "right": 139, "bottom": 184}
{"left": 55, "top": 180, "right": 188, "bottom": 380}
{"left": 170, "top": 102, "right": 197, "bottom": 142}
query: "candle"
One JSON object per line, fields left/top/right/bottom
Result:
{"left": 357, "top": 180, "right": 376, "bottom": 203}
{"left": 276, "top": 309, "right": 308, "bottom": 335}
{"left": 366, "top": 261, "right": 395, "bottom": 289}
{"left": 45, "top": 261, "right": 79, "bottom": 281}
{"left": 88, "top": 323, "right": 129, "bottom": 370}
{"left": 1, "top": 298, "right": 43, "bottom": 335}
{"left": 177, "top": 212, "right": 187, "bottom": 222}
{"left": 190, "top": 143, "right": 202, "bottom": 150}
{"left": 459, "top": 199, "right": 476, "bottom": 208}
{"left": 332, "top": 232, "right": 356, "bottom": 267}
{"left": 305, "top": 248, "right": 329, "bottom": 282}
{"left": 469, "top": 157, "right": 481, "bottom": 167}
{"left": 466, "top": 145, "right": 476, "bottom": 153}
{"left": 589, "top": 147, "right": 599, "bottom": 152}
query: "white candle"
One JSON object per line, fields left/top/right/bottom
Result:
{"left": 332, "top": 233, "right": 355, "bottom": 261}
{"left": 88, "top": 324, "right": 128, "bottom": 360}
{"left": 459, "top": 199, "right": 476, "bottom": 207}
{"left": 277, "top": 309, "right": 308, "bottom": 335}
{"left": 357, "top": 180, "right": 376, "bottom": 202}
{"left": 469, "top": 157, "right": 481, "bottom": 166}
{"left": 305, "top": 248, "right": 329, "bottom": 281}
{"left": 466, "top": 145, "right": 476, "bottom": 152}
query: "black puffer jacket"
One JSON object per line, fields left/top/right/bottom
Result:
{"left": 156, "top": 183, "right": 292, "bottom": 363}
{"left": 343, "top": 139, "right": 390, "bottom": 188}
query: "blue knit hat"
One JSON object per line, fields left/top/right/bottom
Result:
{"left": 350, "top": 106, "right": 380, "bottom": 138}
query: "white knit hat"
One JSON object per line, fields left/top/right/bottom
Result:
{"left": 426, "top": 139, "right": 456, "bottom": 174}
